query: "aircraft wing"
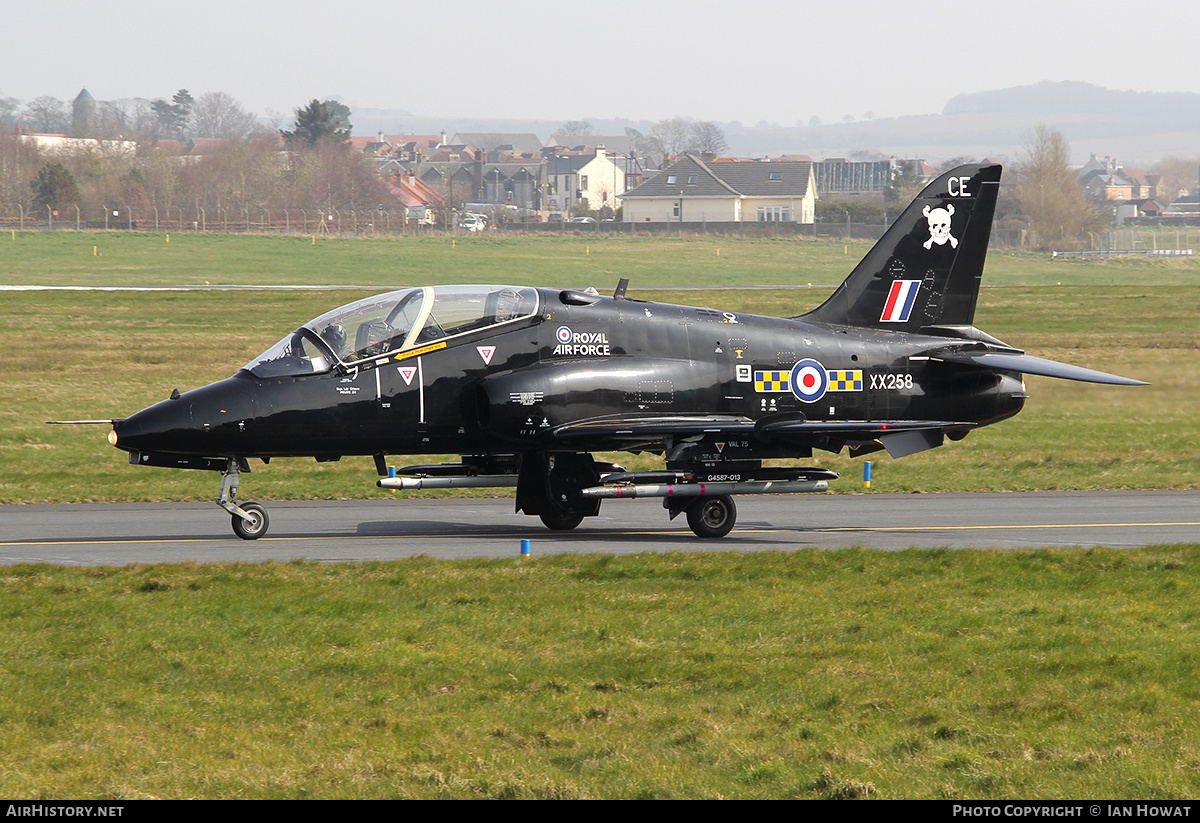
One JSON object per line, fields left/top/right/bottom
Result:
{"left": 549, "top": 415, "right": 974, "bottom": 458}
{"left": 932, "top": 350, "right": 1148, "bottom": 386}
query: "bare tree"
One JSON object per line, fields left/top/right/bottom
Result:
{"left": 690, "top": 120, "right": 728, "bottom": 154}
{"left": 21, "top": 97, "right": 70, "bottom": 133}
{"left": 191, "top": 92, "right": 260, "bottom": 140}
{"left": 0, "top": 133, "right": 42, "bottom": 212}
{"left": 1014, "top": 125, "right": 1099, "bottom": 250}
{"left": 1152, "top": 155, "right": 1200, "bottom": 203}
{"left": 556, "top": 120, "right": 592, "bottom": 136}
{"left": 93, "top": 98, "right": 159, "bottom": 142}
{"left": 649, "top": 117, "right": 693, "bottom": 160}
{"left": 0, "top": 96, "right": 19, "bottom": 131}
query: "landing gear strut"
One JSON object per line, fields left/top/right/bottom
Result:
{"left": 516, "top": 452, "right": 602, "bottom": 532}
{"left": 217, "top": 458, "right": 269, "bottom": 540}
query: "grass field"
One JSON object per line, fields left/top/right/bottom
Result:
{"left": 2, "top": 232, "right": 1199, "bottom": 799}
{"left": 5, "top": 229, "right": 1200, "bottom": 288}
{"left": 2, "top": 549, "right": 1199, "bottom": 799}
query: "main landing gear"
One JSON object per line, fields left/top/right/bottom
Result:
{"left": 684, "top": 495, "right": 737, "bottom": 539}
{"left": 379, "top": 453, "right": 837, "bottom": 539}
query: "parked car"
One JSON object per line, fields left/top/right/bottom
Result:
{"left": 547, "top": 213, "right": 564, "bottom": 223}
{"left": 569, "top": 216, "right": 597, "bottom": 224}
{"left": 459, "top": 214, "right": 487, "bottom": 232}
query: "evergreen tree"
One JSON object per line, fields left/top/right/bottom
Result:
{"left": 282, "top": 99, "right": 351, "bottom": 148}
{"left": 31, "top": 162, "right": 80, "bottom": 209}
{"left": 152, "top": 89, "right": 193, "bottom": 139}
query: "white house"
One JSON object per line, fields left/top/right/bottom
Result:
{"left": 620, "top": 155, "right": 815, "bottom": 223}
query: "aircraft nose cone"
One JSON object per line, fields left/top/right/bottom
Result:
{"left": 112, "top": 377, "right": 256, "bottom": 455}
{"left": 113, "top": 397, "right": 193, "bottom": 453}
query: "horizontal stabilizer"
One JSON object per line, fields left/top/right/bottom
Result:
{"left": 935, "top": 351, "right": 1148, "bottom": 386}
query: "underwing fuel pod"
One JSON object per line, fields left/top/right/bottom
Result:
{"left": 89, "top": 164, "right": 1146, "bottom": 539}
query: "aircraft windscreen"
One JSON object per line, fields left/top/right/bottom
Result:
{"left": 244, "top": 287, "right": 539, "bottom": 377}
{"left": 273, "top": 287, "right": 425, "bottom": 364}
{"left": 243, "top": 330, "right": 333, "bottom": 378}
{"left": 306, "top": 286, "right": 538, "bottom": 364}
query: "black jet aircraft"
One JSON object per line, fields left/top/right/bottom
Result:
{"left": 88, "top": 164, "right": 1145, "bottom": 539}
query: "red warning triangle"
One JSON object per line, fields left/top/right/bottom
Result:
{"left": 477, "top": 345, "right": 496, "bottom": 365}
{"left": 398, "top": 366, "right": 417, "bottom": 385}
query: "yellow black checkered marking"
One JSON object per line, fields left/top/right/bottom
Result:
{"left": 828, "top": 370, "right": 863, "bottom": 391}
{"left": 754, "top": 370, "right": 791, "bottom": 392}
{"left": 755, "top": 368, "right": 863, "bottom": 393}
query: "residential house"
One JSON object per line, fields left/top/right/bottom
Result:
{"left": 545, "top": 149, "right": 631, "bottom": 215}
{"left": 1163, "top": 194, "right": 1199, "bottom": 216}
{"left": 620, "top": 154, "right": 815, "bottom": 223}
{"left": 1078, "top": 155, "right": 1164, "bottom": 221}
{"left": 417, "top": 152, "right": 543, "bottom": 213}
{"left": 388, "top": 170, "right": 445, "bottom": 224}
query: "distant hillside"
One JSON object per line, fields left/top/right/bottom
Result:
{"left": 352, "top": 82, "right": 1197, "bottom": 167}
{"left": 944, "top": 80, "right": 1200, "bottom": 118}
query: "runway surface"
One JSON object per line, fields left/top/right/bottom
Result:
{"left": 1, "top": 490, "right": 1197, "bottom": 566}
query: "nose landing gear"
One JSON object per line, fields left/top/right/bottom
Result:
{"left": 217, "top": 459, "right": 270, "bottom": 540}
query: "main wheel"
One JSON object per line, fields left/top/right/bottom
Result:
{"left": 686, "top": 495, "right": 737, "bottom": 538}
{"left": 539, "top": 510, "right": 585, "bottom": 531}
{"left": 232, "top": 502, "right": 270, "bottom": 540}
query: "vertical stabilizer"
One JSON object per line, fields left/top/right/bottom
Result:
{"left": 803, "top": 163, "right": 1001, "bottom": 331}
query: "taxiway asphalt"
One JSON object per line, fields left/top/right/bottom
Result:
{"left": 1, "top": 489, "right": 1196, "bottom": 566}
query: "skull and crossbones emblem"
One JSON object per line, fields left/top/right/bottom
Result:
{"left": 922, "top": 203, "right": 958, "bottom": 249}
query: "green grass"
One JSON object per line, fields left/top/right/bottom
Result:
{"left": 2, "top": 549, "right": 1199, "bottom": 799}
{"left": 4, "top": 229, "right": 1200, "bottom": 288}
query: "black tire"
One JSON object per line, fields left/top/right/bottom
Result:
{"left": 686, "top": 495, "right": 737, "bottom": 538}
{"left": 539, "top": 510, "right": 585, "bottom": 531}
{"left": 232, "top": 502, "right": 269, "bottom": 540}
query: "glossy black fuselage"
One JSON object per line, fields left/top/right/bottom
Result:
{"left": 113, "top": 288, "right": 1025, "bottom": 462}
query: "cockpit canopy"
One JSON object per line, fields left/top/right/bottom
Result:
{"left": 243, "top": 285, "right": 539, "bottom": 379}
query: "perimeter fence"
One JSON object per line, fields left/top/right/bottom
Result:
{"left": 3, "top": 208, "right": 1199, "bottom": 254}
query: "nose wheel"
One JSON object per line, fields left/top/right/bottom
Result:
{"left": 217, "top": 459, "right": 271, "bottom": 540}
{"left": 231, "top": 502, "right": 269, "bottom": 540}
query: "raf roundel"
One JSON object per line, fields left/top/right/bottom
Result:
{"left": 789, "top": 358, "right": 828, "bottom": 403}
{"left": 556, "top": 325, "right": 573, "bottom": 344}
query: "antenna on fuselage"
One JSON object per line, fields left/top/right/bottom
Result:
{"left": 613, "top": 278, "right": 629, "bottom": 300}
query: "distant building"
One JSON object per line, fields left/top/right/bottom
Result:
{"left": 545, "top": 150, "right": 630, "bottom": 215}
{"left": 17, "top": 129, "right": 136, "bottom": 158}
{"left": 813, "top": 158, "right": 896, "bottom": 194}
{"left": 620, "top": 154, "right": 815, "bottom": 223}
{"left": 1163, "top": 194, "right": 1199, "bottom": 216}
{"left": 388, "top": 170, "right": 445, "bottom": 224}
{"left": 71, "top": 88, "right": 96, "bottom": 137}
{"left": 417, "top": 151, "right": 543, "bottom": 212}
{"left": 1078, "top": 154, "right": 1165, "bottom": 221}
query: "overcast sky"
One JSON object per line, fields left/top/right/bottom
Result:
{"left": 3, "top": 0, "right": 1198, "bottom": 129}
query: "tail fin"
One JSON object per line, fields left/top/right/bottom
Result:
{"left": 802, "top": 163, "right": 1002, "bottom": 331}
